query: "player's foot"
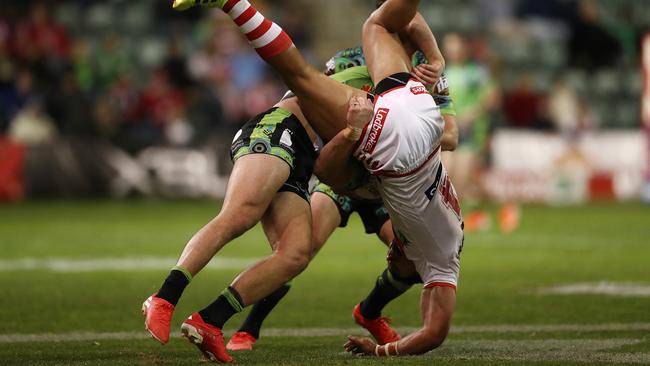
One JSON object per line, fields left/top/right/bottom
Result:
{"left": 172, "top": 0, "right": 227, "bottom": 11}
{"left": 226, "top": 331, "right": 257, "bottom": 351}
{"left": 352, "top": 303, "right": 400, "bottom": 345}
{"left": 181, "top": 313, "right": 235, "bottom": 363}
{"left": 142, "top": 294, "right": 175, "bottom": 344}
{"left": 498, "top": 203, "right": 520, "bottom": 234}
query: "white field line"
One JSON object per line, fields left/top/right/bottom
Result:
{"left": 0, "top": 257, "right": 259, "bottom": 272}
{"left": 541, "top": 282, "right": 650, "bottom": 297}
{"left": 2, "top": 323, "right": 650, "bottom": 344}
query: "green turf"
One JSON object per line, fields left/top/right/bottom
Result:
{"left": 0, "top": 200, "right": 649, "bottom": 365}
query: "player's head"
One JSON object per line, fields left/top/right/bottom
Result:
{"left": 443, "top": 32, "right": 468, "bottom": 64}
{"left": 376, "top": 0, "right": 386, "bottom": 8}
{"left": 324, "top": 48, "right": 367, "bottom": 75}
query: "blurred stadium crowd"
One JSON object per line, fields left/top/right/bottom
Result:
{"left": 0, "top": 0, "right": 315, "bottom": 152}
{"left": 0, "top": 0, "right": 648, "bottom": 201}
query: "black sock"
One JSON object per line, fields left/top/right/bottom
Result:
{"left": 238, "top": 283, "right": 292, "bottom": 339}
{"left": 199, "top": 286, "right": 245, "bottom": 329}
{"left": 156, "top": 268, "right": 191, "bottom": 306}
{"left": 359, "top": 268, "right": 421, "bottom": 319}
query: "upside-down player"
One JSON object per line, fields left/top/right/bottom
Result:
{"left": 144, "top": 0, "right": 446, "bottom": 362}
{"left": 314, "top": 0, "right": 465, "bottom": 357}
{"left": 226, "top": 48, "right": 459, "bottom": 351}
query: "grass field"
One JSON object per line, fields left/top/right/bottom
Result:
{"left": 1, "top": 200, "right": 649, "bottom": 365}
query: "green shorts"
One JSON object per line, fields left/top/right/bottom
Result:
{"left": 312, "top": 180, "right": 389, "bottom": 234}
{"left": 230, "top": 107, "right": 316, "bottom": 202}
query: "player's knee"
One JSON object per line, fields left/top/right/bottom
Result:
{"left": 278, "top": 246, "right": 311, "bottom": 276}
{"left": 387, "top": 252, "right": 418, "bottom": 279}
{"left": 217, "top": 205, "right": 262, "bottom": 238}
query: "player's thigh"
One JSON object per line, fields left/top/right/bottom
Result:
{"left": 362, "top": 21, "right": 411, "bottom": 84}
{"left": 310, "top": 192, "right": 341, "bottom": 256}
{"left": 387, "top": 242, "right": 419, "bottom": 278}
{"left": 221, "top": 154, "right": 290, "bottom": 221}
{"left": 298, "top": 77, "right": 366, "bottom": 141}
{"left": 261, "top": 191, "right": 312, "bottom": 262}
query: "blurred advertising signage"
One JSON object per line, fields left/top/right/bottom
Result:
{"left": 486, "top": 130, "right": 647, "bottom": 204}
{"left": 641, "top": 33, "right": 650, "bottom": 192}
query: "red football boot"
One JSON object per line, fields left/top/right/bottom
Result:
{"left": 226, "top": 331, "right": 257, "bottom": 351}
{"left": 181, "top": 313, "right": 235, "bottom": 363}
{"left": 352, "top": 303, "right": 401, "bottom": 345}
{"left": 142, "top": 294, "right": 174, "bottom": 344}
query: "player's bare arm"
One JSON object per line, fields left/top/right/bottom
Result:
{"left": 313, "top": 96, "right": 374, "bottom": 190}
{"left": 441, "top": 115, "right": 459, "bottom": 151}
{"left": 402, "top": 12, "right": 445, "bottom": 83}
{"left": 345, "top": 286, "right": 455, "bottom": 356}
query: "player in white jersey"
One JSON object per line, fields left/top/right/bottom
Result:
{"left": 353, "top": 77, "right": 463, "bottom": 288}
{"left": 316, "top": 0, "right": 465, "bottom": 357}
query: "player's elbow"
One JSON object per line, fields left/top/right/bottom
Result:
{"left": 441, "top": 136, "right": 458, "bottom": 152}
{"left": 313, "top": 159, "right": 328, "bottom": 182}
{"left": 410, "top": 325, "right": 449, "bottom": 354}
{"left": 414, "top": 331, "right": 447, "bottom": 354}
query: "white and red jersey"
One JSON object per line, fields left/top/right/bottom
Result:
{"left": 354, "top": 74, "right": 464, "bottom": 288}
{"left": 354, "top": 77, "right": 444, "bottom": 176}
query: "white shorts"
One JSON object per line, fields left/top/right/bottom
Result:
{"left": 383, "top": 161, "right": 464, "bottom": 289}
{"left": 355, "top": 73, "right": 464, "bottom": 288}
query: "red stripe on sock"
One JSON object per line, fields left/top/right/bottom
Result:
{"left": 245, "top": 18, "right": 272, "bottom": 41}
{"left": 234, "top": 6, "right": 256, "bottom": 26}
{"left": 222, "top": 0, "right": 240, "bottom": 13}
{"left": 255, "top": 31, "right": 293, "bottom": 60}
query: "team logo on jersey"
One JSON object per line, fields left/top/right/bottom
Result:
{"left": 410, "top": 85, "right": 428, "bottom": 95}
{"left": 362, "top": 108, "right": 389, "bottom": 154}
{"left": 251, "top": 140, "right": 269, "bottom": 153}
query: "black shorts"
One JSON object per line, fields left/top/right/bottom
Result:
{"left": 312, "top": 180, "right": 390, "bottom": 234}
{"left": 231, "top": 107, "right": 316, "bottom": 202}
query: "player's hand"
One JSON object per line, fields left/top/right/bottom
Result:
{"left": 344, "top": 335, "right": 376, "bottom": 355}
{"left": 346, "top": 96, "right": 374, "bottom": 130}
{"left": 412, "top": 61, "right": 443, "bottom": 87}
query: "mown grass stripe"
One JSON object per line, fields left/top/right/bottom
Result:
{"left": 2, "top": 323, "right": 650, "bottom": 343}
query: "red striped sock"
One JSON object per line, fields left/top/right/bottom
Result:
{"left": 221, "top": 0, "right": 294, "bottom": 60}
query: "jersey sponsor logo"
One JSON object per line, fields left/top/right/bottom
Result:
{"left": 362, "top": 108, "right": 389, "bottom": 154}
{"left": 435, "top": 75, "right": 449, "bottom": 95}
{"left": 425, "top": 164, "right": 444, "bottom": 200}
{"left": 410, "top": 85, "right": 428, "bottom": 95}
{"left": 280, "top": 129, "right": 293, "bottom": 147}
{"left": 232, "top": 129, "right": 243, "bottom": 143}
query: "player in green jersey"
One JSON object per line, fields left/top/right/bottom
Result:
{"left": 226, "top": 48, "right": 459, "bottom": 350}
{"left": 145, "top": 0, "right": 448, "bottom": 362}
